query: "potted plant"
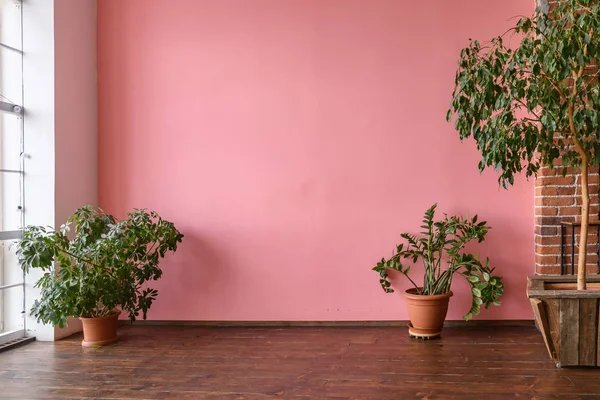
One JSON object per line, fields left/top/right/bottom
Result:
{"left": 448, "top": 0, "right": 600, "bottom": 366}
{"left": 372, "top": 204, "right": 503, "bottom": 338}
{"left": 17, "top": 206, "right": 183, "bottom": 347}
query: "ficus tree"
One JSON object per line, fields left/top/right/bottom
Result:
{"left": 448, "top": 0, "right": 600, "bottom": 290}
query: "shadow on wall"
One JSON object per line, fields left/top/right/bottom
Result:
{"left": 149, "top": 232, "right": 231, "bottom": 319}
{"left": 451, "top": 214, "right": 530, "bottom": 320}
{"left": 479, "top": 216, "right": 531, "bottom": 320}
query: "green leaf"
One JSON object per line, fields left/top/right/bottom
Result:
{"left": 18, "top": 206, "right": 183, "bottom": 324}
{"left": 449, "top": 1, "right": 600, "bottom": 195}
{"left": 372, "top": 203, "right": 502, "bottom": 319}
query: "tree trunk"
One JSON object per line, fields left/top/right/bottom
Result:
{"left": 569, "top": 100, "right": 590, "bottom": 291}
{"left": 578, "top": 161, "right": 590, "bottom": 290}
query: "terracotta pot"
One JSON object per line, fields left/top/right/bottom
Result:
{"left": 403, "top": 288, "right": 453, "bottom": 339}
{"left": 79, "top": 311, "right": 121, "bottom": 347}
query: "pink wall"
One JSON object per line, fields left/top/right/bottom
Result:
{"left": 55, "top": 0, "right": 98, "bottom": 230}
{"left": 98, "top": 0, "right": 534, "bottom": 321}
{"left": 54, "top": 0, "right": 98, "bottom": 338}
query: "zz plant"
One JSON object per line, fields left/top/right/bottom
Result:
{"left": 372, "top": 204, "right": 503, "bottom": 320}
{"left": 17, "top": 206, "right": 183, "bottom": 328}
{"left": 448, "top": 0, "right": 600, "bottom": 290}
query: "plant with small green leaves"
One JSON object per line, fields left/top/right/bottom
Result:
{"left": 372, "top": 204, "right": 503, "bottom": 320}
{"left": 448, "top": 0, "right": 600, "bottom": 290}
{"left": 17, "top": 206, "right": 184, "bottom": 328}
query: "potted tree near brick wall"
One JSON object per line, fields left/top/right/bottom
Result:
{"left": 448, "top": 0, "right": 600, "bottom": 367}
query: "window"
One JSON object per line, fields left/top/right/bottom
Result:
{"left": 0, "top": 0, "right": 25, "bottom": 344}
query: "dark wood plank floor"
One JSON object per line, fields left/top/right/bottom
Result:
{"left": 2, "top": 325, "right": 600, "bottom": 399}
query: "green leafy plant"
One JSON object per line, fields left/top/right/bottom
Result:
{"left": 372, "top": 204, "right": 503, "bottom": 320}
{"left": 17, "top": 206, "right": 184, "bottom": 328}
{"left": 448, "top": 0, "right": 600, "bottom": 289}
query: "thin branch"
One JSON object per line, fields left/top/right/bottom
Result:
{"left": 513, "top": 98, "right": 542, "bottom": 121}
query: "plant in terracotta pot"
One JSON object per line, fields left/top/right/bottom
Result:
{"left": 372, "top": 204, "right": 503, "bottom": 338}
{"left": 447, "top": 0, "right": 600, "bottom": 366}
{"left": 17, "top": 206, "right": 183, "bottom": 347}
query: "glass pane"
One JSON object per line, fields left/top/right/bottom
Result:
{"left": 0, "top": 239, "right": 24, "bottom": 334}
{"left": 0, "top": 0, "right": 21, "bottom": 50}
{"left": 0, "top": 112, "right": 21, "bottom": 171}
{"left": 0, "top": 0, "right": 23, "bottom": 106}
{"left": 0, "top": 283, "right": 24, "bottom": 333}
{"left": 0, "top": 171, "right": 21, "bottom": 231}
{"left": 1, "top": 238, "right": 21, "bottom": 287}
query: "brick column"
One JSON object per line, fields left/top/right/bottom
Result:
{"left": 535, "top": 166, "right": 600, "bottom": 274}
{"left": 533, "top": 0, "right": 600, "bottom": 275}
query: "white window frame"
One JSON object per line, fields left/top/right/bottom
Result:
{"left": 0, "top": 0, "right": 25, "bottom": 345}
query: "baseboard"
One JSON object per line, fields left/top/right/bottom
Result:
{"left": 121, "top": 320, "right": 535, "bottom": 327}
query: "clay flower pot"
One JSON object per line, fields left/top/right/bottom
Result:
{"left": 403, "top": 288, "right": 453, "bottom": 339}
{"left": 79, "top": 311, "right": 121, "bottom": 347}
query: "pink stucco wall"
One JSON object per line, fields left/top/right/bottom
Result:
{"left": 55, "top": 0, "right": 98, "bottom": 338}
{"left": 98, "top": 0, "right": 534, "bottom": 321}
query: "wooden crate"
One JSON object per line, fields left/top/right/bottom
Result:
{"left": 528, "top": 275, "right": 600, "bottom": 367}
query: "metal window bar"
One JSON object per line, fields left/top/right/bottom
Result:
{"left": 0, "top": 282, "right": 22, "bottom": 291}
{"left": 0, "top": 230, "right": 21, "bottom": 240}
{"left": 0, "top": 42, "right": 21, "bottom": 54}
{"left": 560, "top": 221, "right": 600, "bottom": 275}
{"left": 0, "top": 101, "right": 22, "bottom": 116}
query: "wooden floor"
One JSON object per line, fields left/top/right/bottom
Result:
{"left": 2, "top": 325, "right": 600, "bottom": 399}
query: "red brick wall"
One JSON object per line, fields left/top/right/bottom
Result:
{"left": 534, "top": 0, "right": 600, "bottom": 275}
{"left": 535, "top": 165, "right": 600, "bottom": 275}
